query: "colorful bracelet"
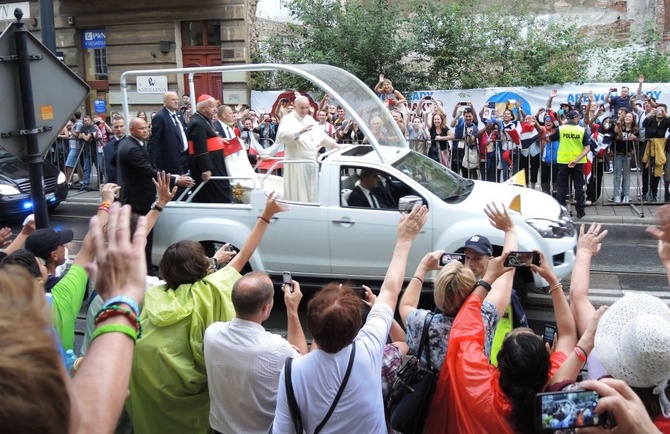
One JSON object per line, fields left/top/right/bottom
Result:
{"left": 411, "top": 276, "right": 423, "bottom": 285}
{"left": 258, "top": 216, "right": 271, "bottom": 224}
{"left": 91, "top": 324, "right": 137, "bottom": 344}
{"left": 98, "top": 206, "right": 110, "bottom": 213}
{"left": 573, "top": 345, "right": 588, "bottom": 363}
{"left": 99, "top": 201, "right": 112, "bottom": 208}
{"left": 103, "top": 295, "right": 140, "bottom": 318}
{"left": 94, "top": 306, "right": 142, "bottom": 337}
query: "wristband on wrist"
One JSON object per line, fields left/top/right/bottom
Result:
{"left": 475, "top": 279, "right": 492, "bottom": 292}
{"left": 411, "top": 276, "right": 423, "bottom": 285}
{"left": 574, "top": 345, "right": 588, "bottom": 363}
{"left": 91, "top": 324, "right": 138, "bottom": 344}
{"left": 94, "top": 305, "right": 142, "bottom": 337}
{"left": 103, "top": 295, "right": 140, "bottom": 318}
{"left": 99, "top": 201, "right": 111, "bottom": 208}
{"left": 258, "top": 216, "right": 271, "bottom": 224}
{"left": 150, "top": 202, "right": 164, "bottom": 212}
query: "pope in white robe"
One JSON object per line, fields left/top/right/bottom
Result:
{"left": 276, "top": 96, "right": 338, "bottom": 202}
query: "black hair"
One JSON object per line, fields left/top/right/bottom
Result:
{"left": 497, "top": 332, "right": 551, "bottom": 434}
{"left": 1, "top": 249, "right": 41, "bottom": 279}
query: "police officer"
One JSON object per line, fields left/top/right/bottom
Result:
{"left": 548, "top": 110, "right": 590, "bottom": 218}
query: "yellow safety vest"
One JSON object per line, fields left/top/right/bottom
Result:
{"left": 557, "top": 123, "right": 587, "bottom": 164}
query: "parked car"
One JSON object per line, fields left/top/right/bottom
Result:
{"left": 0, "top": 146, "right": 68, "bottom": 220}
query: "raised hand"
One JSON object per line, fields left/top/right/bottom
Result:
{"left": 577, "top": 223, "right": 608, "bottom": 256}
{"left": 484, "top": 202, "right": 514, "bottom": 232}
{"left": 397, "top": 205, "right": 428, "bottom": 243}
{"left": 152, "top": 171, "right": 178, "bottom": 205}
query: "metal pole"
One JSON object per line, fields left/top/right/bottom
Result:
{"left": 38, "top": 0, "right": 56, "bottom": 54}
{"left": 13, "top": 9, "right": 49, "bottom": 228}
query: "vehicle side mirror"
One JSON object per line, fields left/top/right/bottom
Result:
{"left": 398, "top": 195, "right": 423, "bottom": 212}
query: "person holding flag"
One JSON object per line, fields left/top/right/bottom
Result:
{"left": 585, "top": 117, "right": 614, "bottom": 205}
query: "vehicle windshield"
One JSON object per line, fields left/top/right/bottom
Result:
{"left": 392, "top": 151, "right": 474, "bottom": 202}
{"left": 272, "top": 65, "right": 407, "bottom": 152}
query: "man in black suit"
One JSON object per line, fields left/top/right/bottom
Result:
{"left": 149, "top": 91, "right": 190, "bottom": 175}
{"left": 348, "top": 169, "right": 390, "bottom": 208}
{"left": 103, "top": 116, "right": 125, "bottom": 185}
{"left": 117, "top": 117, "right": 194, "bottom": 272}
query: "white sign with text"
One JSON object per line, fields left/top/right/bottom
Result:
{"left": 136, "top": 75, "right": 168, "bottom": 94}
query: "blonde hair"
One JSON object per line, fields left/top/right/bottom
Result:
{"left": 0, "top": 265, "right": 70, "bottom": 434}
{"left": 433, "top": 261, "right": 476, "bottom": 316}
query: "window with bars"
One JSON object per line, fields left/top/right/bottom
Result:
{"left": 94, "top": 48, "right": 108, "bottom": 80}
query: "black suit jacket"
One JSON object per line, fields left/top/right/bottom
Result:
{"left": 148, "top": 107, "right": 188, "bottom": 175}
{"left": 117, "top": 136, "right": 161, "bottom": 213}
{"left": 104, "top": 136, "right": 122, "bottom": 184}
{"left": 348, "top": 186, "right": 375, "bottom": 208}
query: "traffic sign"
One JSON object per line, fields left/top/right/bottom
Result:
{"left": 0, "top": 22, "right": 89, "bottom": 160}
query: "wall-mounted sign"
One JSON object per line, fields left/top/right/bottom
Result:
{"left": 136, "top": 75, "right": 168, "bottom": 94}
{"left": 0, "top": 2, "right": 30, "bottom": 21}
{"left": 94, "top": 99, "right": 107, "bottom": 113}
{"left": 83, "top": 29, "right": 106, "bottom": 49}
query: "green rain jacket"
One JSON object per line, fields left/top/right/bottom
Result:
{"left": 126, "top": 266, "right": 239, "bottom": 434}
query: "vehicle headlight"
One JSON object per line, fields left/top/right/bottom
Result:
{"left": 0, "top": 184, "right": 21, "bottom": 195}
{"left": 57, "top": 171, "right": 66, "bottom": 184}
{"left": 526, "top": 218, "right": 576, "bottom": 239}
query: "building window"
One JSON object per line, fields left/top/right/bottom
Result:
{"left": 182, "top": 21, "right": 221, "bottom": 47}
{"left": 94, "top": 48, "right": 108, "bottom": 80}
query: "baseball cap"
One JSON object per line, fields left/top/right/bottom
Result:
{"left": 560, "top": 101, "right": 571, "bottom": 107}
{"left": 462, "top": 235, "right": 493, "bottom": 256}
{"left": 24, "top": 228, "right": 74, "bottom": 260}
{"left": 595, "top": 293, "right": 670, "bottom": 388}
{"left": 566, "top": 110, "right": 580, "bottom": 119}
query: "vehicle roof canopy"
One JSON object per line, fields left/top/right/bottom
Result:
{"left": 120, "top": 64, "right": 407, "bottom": 163}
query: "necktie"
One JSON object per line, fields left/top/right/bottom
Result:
{"left": 172, "top": 113, "right": 188, "bottom": 152}
{"left": 368, "top": 192, "right": 380, "bottom": 208}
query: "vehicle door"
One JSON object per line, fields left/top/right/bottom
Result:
{"left": 328, "top": 166, "right": 433, "bottom": 279}
{"left": 257, "top": 188, "right": 331, "bottom": 276}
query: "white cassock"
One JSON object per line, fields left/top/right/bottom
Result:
{"left": 276, "top": 111, "right": 337, "bottom": 202}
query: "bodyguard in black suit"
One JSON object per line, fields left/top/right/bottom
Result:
{"left": 148, "top": 92, "right": 190, "bottom": 175}
{"left": 117, "top": 117, "right": 194, "bottom": 271}
{"left": 347, "top": 169, "right": 391, "bottom": 208}
{"left": 103, "top": 116, "right": 126, "bottom": 185}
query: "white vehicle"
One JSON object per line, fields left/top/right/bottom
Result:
{"left": 121, "top": 64, "right": 577, "bottom": 287}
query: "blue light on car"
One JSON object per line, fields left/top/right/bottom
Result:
{"left": 22, "top": 201, "right": 33, "bottom": 210}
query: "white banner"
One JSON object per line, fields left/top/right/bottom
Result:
{"left": 251, "top": 83, "right": 669, "bottom": 120}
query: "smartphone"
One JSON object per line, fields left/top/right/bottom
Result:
{"left": 504, "top": 251, "right": 540, "bottom": 267}
{"left": 487, "top": 101, "right": 496, "bottom": 108}
{"left": 440, "top": 253, "right": 466, "bottom": 266}
{"left": 207, "top": 257, "right": 218, "bottom": 273}
{"left": 543, "top": 325, "right": 556, "bottom": 346}
{"left": 358, "top": 286, "right": 367, "bottom": 299}
{"left": 536, "top": 389, "right": 608, "bottom": 430}
{"left": 610, "top": 88, "right": 617, "bottom": 92}
{"left": 423, "top": 95, "right": 432, "bottom": 100}
{"left": 282, "top": 271, "right": 293, "bottom": 292}
{"left": 224, "top": 244, "right": 234, "bottom": 252}
{"left": 458, "top": 101, "right": 469, "bottom": 106}
{"left": 599, "top": 104, "right": 605, "bottom": 111}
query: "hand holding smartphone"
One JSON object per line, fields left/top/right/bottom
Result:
{"left": 282, "top": 271, "right": 293, "bottom": 293}
{"left": 536, "top": 389, "right": 608, "bottom": 430}
{"left": 439, "top": 253, "right": 465, "bottom": 266}
{"left": 543, "top": 324, "right": 556, "bottom": 347}
{"left": 504, "top": 251, "right": 540, "bottom": 267}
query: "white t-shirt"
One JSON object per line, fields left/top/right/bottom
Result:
{"left": 272, "top": 303, "right": 393, "bottom": 434}
{"left": 204, "top": 317, "right": 299, "bottom": 434}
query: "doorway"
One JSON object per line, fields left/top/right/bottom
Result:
{"left": 181, "top": 21, "right": 222, "bottom": 101}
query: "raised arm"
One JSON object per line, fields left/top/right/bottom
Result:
{"left": 375, "top": 206, "right": 428, "bottom": 310}
{"left": 530, "top": 250, "right": 576, "bottom": 355}
{"left": 3, "top": 219, "right": 35, "bottom": 254}
{"left": 399, "top": 250, "right": 442, "bottom": 326}
{"left": 228, "top": 192, "right": 287, "bottom": 272}
{"left": 73, "top": 203, "right": 147, "bottom": 434}
{"left": 73, "top": 184, "right": 118, "bottom": 266}
{"left": 569, "top": 223, "right": 607, "bottom": 335}
{"left": 547, "top": 89, "right": 557, "bottom": 110}
{"left": 646, "top": 204, "right": 670, "bottom": 283}
{"left": 283, "top": 280, "right": 308, "bottom": 354}
{"left": 146, "top": 171, "right": 178, "bottom": 234}
{"left": 482, "top": 203, "right": 517, "bottom": 317}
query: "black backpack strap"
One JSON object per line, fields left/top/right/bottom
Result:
{"left": 284, "top": 357, "right": 304, "bottom": 433}
{"left": 416, "top": 312, "right": 434, "bottom": 370}
{"left": 314, "top": 343, "right": 357, "bottom": 434}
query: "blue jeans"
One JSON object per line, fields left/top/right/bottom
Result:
{"left": 612, "top": 153, "right": 631, "bottom": 199}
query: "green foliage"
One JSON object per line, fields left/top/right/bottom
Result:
{"left": 613, "top": 20, "right": 670, "bottom": 82}
{"left": 257, "top": 0, "right": 417, "bottom": 91}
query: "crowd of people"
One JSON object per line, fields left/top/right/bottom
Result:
{"left": 1, "top": 178, "right": 670, "bottom": 432}
{"left": 4, "top": 75, "right": 669, "bottom": 433}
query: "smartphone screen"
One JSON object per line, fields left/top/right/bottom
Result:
{"left": 610, "top": 88, "right": 617, "bottom": 93}
{"left": 459, "top": 101, "right": 469, "bottom": 106}
{"left": 282, "top": 271, "right": 293, "bottom": 292}
{"left": 504, "top": 251, "right": 540, "bottom": 267}
{"left": 543, "top": 325, "right": 556, "bottom": 346}
{"left": 440, "top": 253, "right": 465, "bottom": 266}
{"left": 536, "top": 389, "right": 607, "bottom": 430}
